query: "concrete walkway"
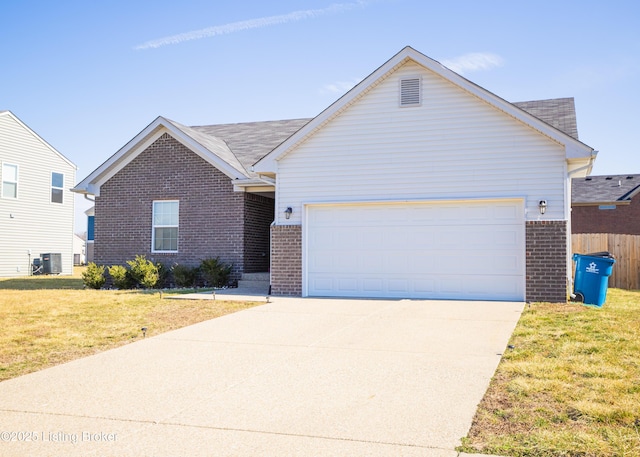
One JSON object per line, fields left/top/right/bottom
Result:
{"left": 0, "top": 296, "right": 523, "bottom": 456}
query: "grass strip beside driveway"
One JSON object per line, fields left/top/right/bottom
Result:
{"left": 0, "top": 272, "right": 260, "bottom": 382}
{"left": 460, "top": 288, "right": 640, "bottom": 457}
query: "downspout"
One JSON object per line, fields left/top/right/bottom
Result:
{"left": 566, "top": 150, "right": 598, "bottom": 297}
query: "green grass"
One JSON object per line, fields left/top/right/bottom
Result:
{"left": 0, "top": 268, "right": 261, "bottom": 382}
{"left": 459, "top": 288, "right": 640, "bottom": 457}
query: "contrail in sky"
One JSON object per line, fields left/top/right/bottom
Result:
{"left": 134, "top": 2, "right": 368, "bottom": 50}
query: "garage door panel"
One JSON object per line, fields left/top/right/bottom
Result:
{"left": 363, "top": 278, "right": 384, "bottom": 293}
{"left": 337, "top": 278, "right": 358, "bottom": 292}
{"left": 306, "top": 201, "right": 525, "bottom": 301}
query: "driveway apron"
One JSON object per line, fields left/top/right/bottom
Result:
{"left": 0, "top": 297, "right": 523, "bottom": 456}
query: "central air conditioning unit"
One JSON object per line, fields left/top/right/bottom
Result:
{"left": 41, "top": 253, "right": 62, "bottom": 274}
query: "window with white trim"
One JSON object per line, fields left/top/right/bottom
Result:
{"left": 400, "top": 77, "right": 421, "bottom": 107}
{"left": 2, "top": 163, "right": 18, "bottom": 199}
{"left": 51, "top": 172, "right": 64, "bottom": 203}
{"left": 152, "top": 200, "right": 179, "bottom": 252}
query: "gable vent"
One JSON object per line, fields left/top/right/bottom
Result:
{"left": 400, "top": 77, "right": 421, "bottom": 107}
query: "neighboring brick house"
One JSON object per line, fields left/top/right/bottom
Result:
{"left": 572, "top": 174, "right": 640, "bottom": 235}
{"left": 75, "top": 47, "right": 597, "bottom": 302}
{"left": 73, "top": 117, "right": 307, "bottom": 282}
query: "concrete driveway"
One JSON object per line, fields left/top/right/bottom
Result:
{"left": 0, "top": 297, "right": 523, "bottom": 456}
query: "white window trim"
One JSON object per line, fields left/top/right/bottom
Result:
{"left": 51, "top": 171, "right": 64, "bottom": 204}
{"left": 2, "top": 163, "right": 19, "bottom": 199}
{"left": 151, "top": 200, "right": 179, "bottom": 253}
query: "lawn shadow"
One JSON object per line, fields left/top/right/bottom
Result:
{"left": 0, "top": 275, "right": 84, "bottom": 290}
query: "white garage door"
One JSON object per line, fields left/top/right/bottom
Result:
{"left": 306, "top": 200, "right": 525, "bottom": 301}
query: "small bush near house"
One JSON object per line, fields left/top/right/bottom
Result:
{"left": 199, "top": 257, "right": 232, "bottom": 288}
{"left": 172, "top": 264, "right": 199, "bottom": 288}
{"left": 82, "top": 262, "right": 106, "bottom": 289}
{"left": 156, "top": 262, "right": 171, "bottom": 289}
{"left": 127, "top": 255, "right": 159, "bottom": 289}
{"left": 108, "top": 264, "right": 131, "bottom": 289}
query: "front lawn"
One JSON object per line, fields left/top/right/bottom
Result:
{"left": 460, "top": 288, "right": 640, "bottom": 457}
{"left": 0, "top": 269, "right": 261, "bottom": 382}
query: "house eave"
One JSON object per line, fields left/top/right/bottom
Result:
{"left": 572, "top": 201, "right": 631, "bottom": 207}
{"left": 233, "top": 178, "right": 275, "bottom": 193}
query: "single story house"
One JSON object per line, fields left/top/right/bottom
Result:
{"left": 572, "top": 174, "right": 640, "bottom": 235}
{"left": 0, "top": 110, "right": 77, "bottom": 276}
{"left": 74, "top": 46, "right": 596, "bottom": 302}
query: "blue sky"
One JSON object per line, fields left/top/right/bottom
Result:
{"left": 1, "top": 1, "right": 639, "bottom": 231}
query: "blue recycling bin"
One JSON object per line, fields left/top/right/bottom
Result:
{"left": 572, "top": 252, "right": 616, "bottom": 307}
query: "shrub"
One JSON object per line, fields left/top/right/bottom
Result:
{"left": 199, "top": 257, "right": 232, "bottom": 288}
{"left": 156, "top": 262, "right": 171, "bottom": 289}
{"left": 82, "top": 262, "right": 106, "bottom": 289}
{"left": 127, "top": 255, "right": 159, "bottom": 289}
{"left": 108, "top": 265, "right": 130, "bottom": 289}
{"left": 172, "top": 264, "right": 199, "bottom": 288}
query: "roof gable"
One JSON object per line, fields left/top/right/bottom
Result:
{"left": 73, "top": 116, "right": 249, "bottom": 196}
{"left": 0, "top": 110, "right": 77, "bottom": 170}
{"left": 254, "top": 46, "right": 594, "bottom": 173}
{"left": 572, "top": 174, "right": 640, "bottom": 204}
{"left": 74, "top": 116, "right": 310, "bottom": 196}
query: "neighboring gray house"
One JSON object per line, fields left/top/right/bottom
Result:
{"left": 74, "top": 47, "right": 596, "bottom": 302}
{"left": 0, "top": 110, "right": 77, "bottom": 276}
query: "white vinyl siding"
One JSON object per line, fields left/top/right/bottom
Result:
{"left": 2, "top": 163, "right": 18, "bottom": 199}
{"left": 0, "top": 112, "right": 76, "bottom": 276}
{"left": 152, "top": 200, "right": 179, "bottom": 252}
{"left": 51, "top": 172, "right": 64, "bottom": 203}
{"left": 276, "top": 61, "right": 566, "bottom": 225}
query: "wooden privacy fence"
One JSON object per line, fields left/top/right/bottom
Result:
{"left": 571, "top": 233, "right": 640, "bottom": 290}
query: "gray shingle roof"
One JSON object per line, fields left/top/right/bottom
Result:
{"left": 172, "top": 98, "right": 577, "bottom": 178}
{"left": 572, "top": 174, "right": 640, "bottom": 204}
{"left": 192, "top": 119, "right": 311, "bottom": 173}
{"left": 167, "top": 119, "right": 247, "bottom": 176}
{"left": 513, "top": 98, "right": 579, "bottom": 140}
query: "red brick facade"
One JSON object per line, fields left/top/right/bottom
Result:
{"left": 572, "top": 199, "right": 640, "bottom": 235}
{"left": 270, "top": 225, "right": 302, "bottom": 295}
{"left": 525, "top": 220, "right": 568, "bottom": 303}
{"left": 94, "top": 133, "right": 273, "bottom": 280}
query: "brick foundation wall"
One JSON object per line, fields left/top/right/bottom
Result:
{"left": 243, "top": 193, "right": 274, "bottom": 273}
{"left": 572, "top": 199, "right": 640, "bottom": 235}
{"left": 526, "top": 220, "right": 568, "bottom": 303}
{"left": 94, "top": 133, "right": 246, "bottom": 281}
{"left": 270, "top": 225, "right": 302, "bottom": 295}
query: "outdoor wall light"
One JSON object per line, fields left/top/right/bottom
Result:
{"left": 284, "top": 207, "right": 293, "bottom": 220}
{"left": 538, "top": 200, "right": 547, "bottom": 215}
